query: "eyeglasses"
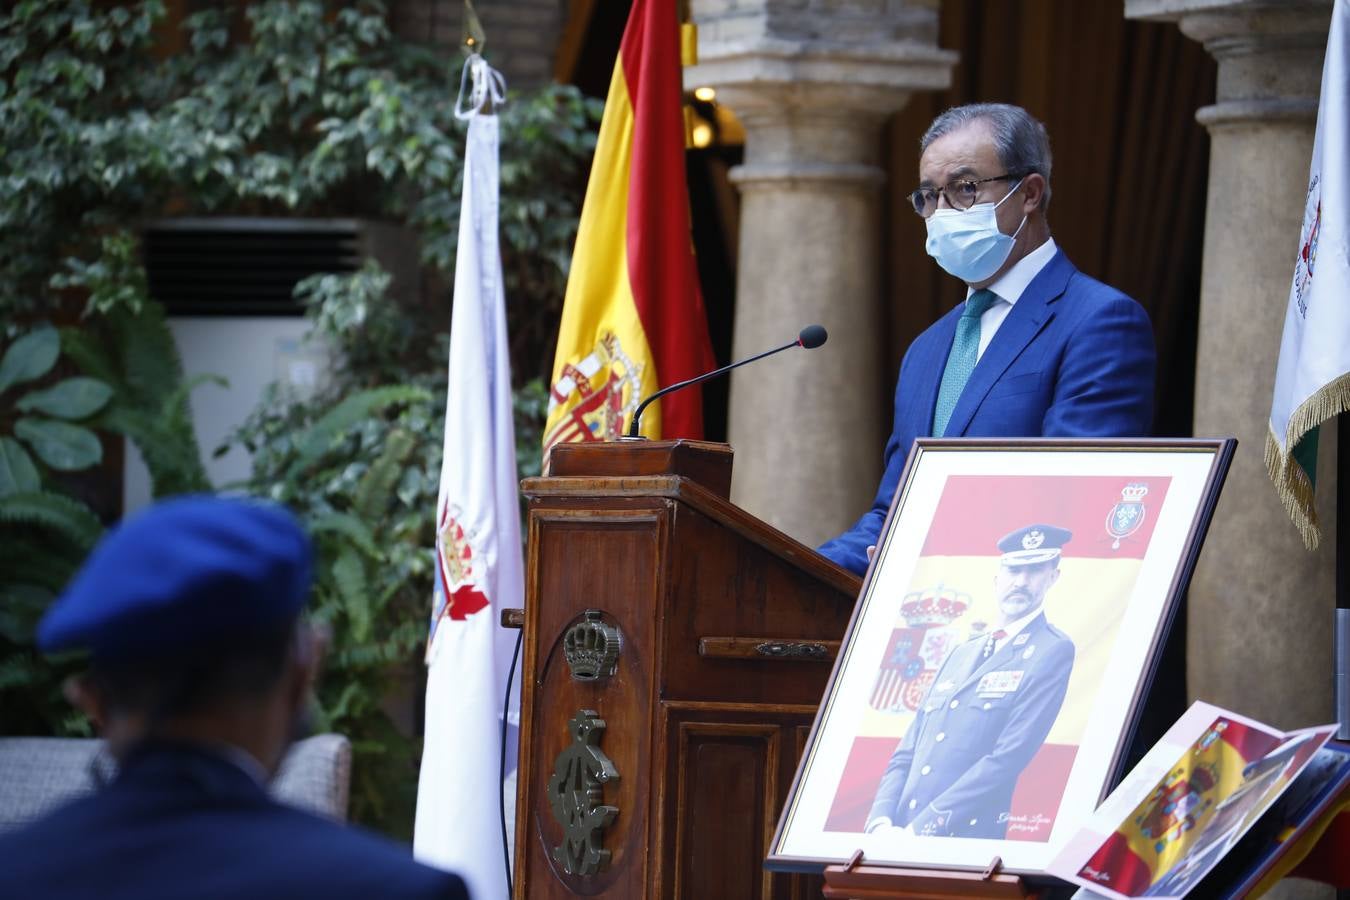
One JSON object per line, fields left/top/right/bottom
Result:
{"left": 909, "top": 173, "right": 1026, "bottom": 218}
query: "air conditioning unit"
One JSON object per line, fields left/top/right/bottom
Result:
{"left": 125, "top": 217, "right": 422, "bottom": 511}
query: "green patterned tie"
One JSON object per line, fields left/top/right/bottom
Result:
{"left": 932, "top": 289, "right": 998, "bottom": 437}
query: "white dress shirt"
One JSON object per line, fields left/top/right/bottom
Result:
{"left": 968, "top": 237, "right": 1059, "bottom": 360}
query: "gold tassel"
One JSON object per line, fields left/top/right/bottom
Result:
{"left": 681, "top": 22, "right": 698, "bottom": 67}
{"left": 1265, "top": 372, "right": 1350, "bottom": 551}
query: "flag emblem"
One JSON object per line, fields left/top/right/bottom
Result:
{"left": 1293, "top": 174, "right": 1321, "bottom": 317}
{"left": 1105, "top": 482, "right": 1149, "bottom": 549}
{"left": 435, "top": 506, "right": 489, "bottom": 622}
{"left": 870, "top": 584, "right": 969, "bottom": 713}
{"left": 544, "top": 332, "right": 644, "bottom": 446}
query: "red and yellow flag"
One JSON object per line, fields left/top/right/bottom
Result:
{"left": 543, "top": 0, "right": 714, "bottom": 447}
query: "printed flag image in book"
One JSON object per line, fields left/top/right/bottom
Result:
{"left": 824, "top": 474, "right": 1170, "bottom": 841}
{"left": 1267, "top": 0, "right": 1350, "bottom": 549}
{"left": 1073, "top": 718, "right": 1328, "bottom": 899}
{"left": 413, "top": 57, "right": 524, "bottom": 900}
{"left": 543, "top": 0, "right": 714, "bottom": 447}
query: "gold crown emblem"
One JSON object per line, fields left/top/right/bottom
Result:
{"left": 900, "top": 583, "right": 970, "bottom": 627}
{"left": 563, "top": 610, "right": 622, "bottom": 681}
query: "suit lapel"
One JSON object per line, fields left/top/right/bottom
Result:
{"left": 944, "top": 251, "right": 1075, "bottom": 438}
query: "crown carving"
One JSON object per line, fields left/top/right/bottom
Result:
{"left": 563, "top": 610, "right": 622, "bottom": 681}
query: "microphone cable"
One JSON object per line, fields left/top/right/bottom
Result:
{"left": 500, "top": 626, "right": 523, "bottom": 898}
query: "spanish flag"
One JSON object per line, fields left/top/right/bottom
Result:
{"left": 1076, "top": 717, "right": 1272, "bottom": 895}
{"left": 543, "top": 0, "right": 715, "bottom": 448}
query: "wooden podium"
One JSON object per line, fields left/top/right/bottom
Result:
{"left": 513, "top": 439, "right": 860, "bottom": 899}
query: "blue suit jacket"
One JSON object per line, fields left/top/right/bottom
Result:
{"left": 0, "top": 742, "right": 470, "bottom": 900}
{"left": 819, "top": 250, "right": 1156, "bottom": 574}
{"left": 868, "top": 612, "right": 1074, "bottom": 839}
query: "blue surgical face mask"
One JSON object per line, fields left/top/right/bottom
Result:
{"left": 924, "top": 180, "right": 1027, "bottom": 284}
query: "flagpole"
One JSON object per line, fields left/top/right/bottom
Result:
{"left": 1338, "top": 414, "right": 1349, "bottom": 741}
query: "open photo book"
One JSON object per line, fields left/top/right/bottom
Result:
{"left": 1047, "top": 701, "right": 1350, "bottom": 899}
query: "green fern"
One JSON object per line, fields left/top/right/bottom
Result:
{"left": 0, "top": 654, "right": 38, "bottom": 692}
{"left": 285, "top": 386, "right": 431, "bottom": 481}
{"left": 330, "top": 546, "right": 371, "bottom": 643}
{"left": 0, "top": 539, "right": 85, "bottom": 592}
{"left": 58, "top": 329, "right": 120, "bottom": 389}
{"left": 307, "top": 510, "right": 381, "bottom": 558}
{"left": 353, "top": 427, "right": 415, "bottom": 521}
{"left": 106, "top": 300, "right": 189, "bottom": 414}
{"left": 0, "top": 491, "right": 103, "bottom": 550}
{"left": 60, "top": 308, "right": 212, "bottom": 497}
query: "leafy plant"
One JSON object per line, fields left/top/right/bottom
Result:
{"left": 0, "top": 309, "right": 209, "bottom": 736}
{"left": 0, "top": 326, "right": 111, "bottom": 486}
{"left": 0, "top": 0, "right": 601, "bottom": 837}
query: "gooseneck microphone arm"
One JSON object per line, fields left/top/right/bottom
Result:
{"left": 626, "top": 325, "right": 827, "bottom": 438}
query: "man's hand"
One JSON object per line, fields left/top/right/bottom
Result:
{"left": 866, "top": 545, "right": 876, "bottom": 562}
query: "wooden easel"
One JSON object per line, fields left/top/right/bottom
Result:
{"left": 822, "top": 851, "right": 1040, "bottom": 899}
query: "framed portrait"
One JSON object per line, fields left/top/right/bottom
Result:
{"left": 767, "top": 438, "right": 1236, "bottom": 876}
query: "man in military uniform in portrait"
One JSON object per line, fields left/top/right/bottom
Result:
{"left": 865, "top": 524, "right": 1076, "bottom": 840}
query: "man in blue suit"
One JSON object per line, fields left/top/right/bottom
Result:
{"left": 819, "top": 104, "right": 1155, "bottom": 575}
{"left": 0, "top": 497, "right": 470, "bottom": 900}
{"left": 866, "top": 524, "right": 1076, "bottom": 839}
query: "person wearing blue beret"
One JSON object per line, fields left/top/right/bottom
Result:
{"left": 0, "top": 495, "right": 470, "bottom": 900}
{"left": 865, "top": 524, "right": 1076, "bottom": 840}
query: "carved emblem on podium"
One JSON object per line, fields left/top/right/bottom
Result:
{"left": 548, "top": 709, "right": 620, "bottom": 876}
{"left": 563, "top": 609, "right": 621, "bottom": 680}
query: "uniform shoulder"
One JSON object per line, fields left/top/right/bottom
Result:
{"left": 1037, "top": 618, "right": 1075, "bottom": 646}
{"left": 264, "top": 806, "right": 469, "bottom": 897}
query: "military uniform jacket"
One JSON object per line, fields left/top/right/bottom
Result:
{"left": 0, "top": 741, "right": 470, "bottom": 900}
{"left": 868, "top": 612, "right": 1075, "bottom": 839}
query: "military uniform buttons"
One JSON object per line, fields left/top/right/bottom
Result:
{"left": 983, "top": 702, "right": 992, "bottom": 710}
{"left": 908, "top": 799, "right": 917, "bottom": 810}
{"left": 949, "top": 699, "right": 960, "bottom": 709}
{"left": 920, "top": 765, "right": 931, "bottom": 775}
{"left": 934, "top": 732, "right": 945, "bottom": 742}
{"left": 969, "top": 819, "right": 978, "bottom": 826}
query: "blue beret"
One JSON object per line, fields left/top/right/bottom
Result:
{"left": 39, "top": 496, "right": 312, "bottom": 661}
{"left": 996, "top": 523, "right": 1072, "bottom": 566}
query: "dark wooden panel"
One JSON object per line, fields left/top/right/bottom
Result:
{"left": 673, "top": 721, "right": 779, "bottom": 900}
{"left": 517, "top": 508, "right": 665, "bottom": 900}
{"left": 657, "top": 704, "right": 826, "bottom": 900}
{"left": 662, "top": 501, "right": 855, "bottom": 705}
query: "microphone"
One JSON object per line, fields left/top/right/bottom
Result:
{"left": 625, "top": 325, "right": 828, "bottom": 438}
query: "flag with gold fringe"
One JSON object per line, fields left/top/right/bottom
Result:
{"left": 542, "top": 0, "right": 714, "bottom": 447}
{"left": 1267, "top": 0, "right": 1350, "bottom": 549}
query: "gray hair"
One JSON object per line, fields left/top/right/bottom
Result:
{"left": 921, "top": 103, "right": 1053, "bottom": 212}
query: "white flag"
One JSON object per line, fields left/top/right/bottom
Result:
{"left": 1268, "top": 0, "right": 1350, "bottom": 549}
{"left": 414, "top": 56, "right": 522, "bottom": 900}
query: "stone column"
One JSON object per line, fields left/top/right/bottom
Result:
{"left": 1125, "top": 0, "right": 1336, "bottom": 730}
{"left": 687, "top": 2, "right": 956, "bottom": 546}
